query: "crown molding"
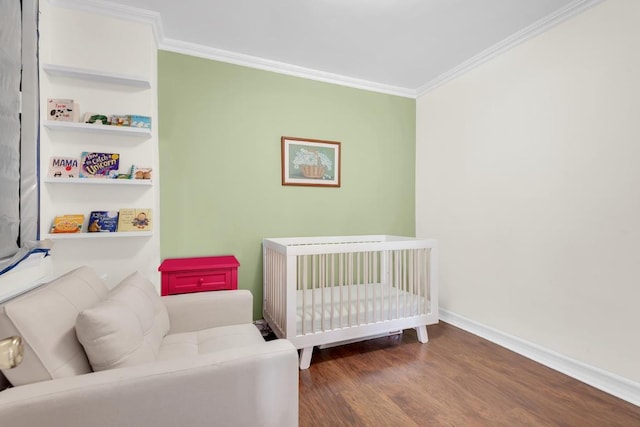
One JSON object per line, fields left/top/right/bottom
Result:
{"left": 416, "top": 0, "right": 604, "bottom": 96}
{"left": 48, "top": 0, "right": 604, "bottom": 99}
{"left": 440, "top": 309, "right": 640, "bottom": 406}
{"left": 47, "top": 0, "right": 164, "bottom": 47}
{"left": 159, "top": 38, "right": 417, "bottom": 98}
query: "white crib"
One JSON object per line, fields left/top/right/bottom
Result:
{"left": 262, "top": 235, "right": 438, "bottom": 369}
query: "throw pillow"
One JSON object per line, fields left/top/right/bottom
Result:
{"left": 76, "top": 272, "right": 170, "bottom": 371}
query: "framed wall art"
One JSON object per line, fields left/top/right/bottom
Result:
{"left": 281, "top": 136, "right": 341, "bottom": 187}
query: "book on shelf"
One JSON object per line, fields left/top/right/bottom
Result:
{"left": 109, "top": 114, "right": 151, "bottom": 128}
{"left": 110, "top": 115, "right": 131, "bottom": 126}
{"left": 50, "top": 214, "right": 85, "bottom": 233}
{"left": 131, "top": 166, "right": 152, "bottom": 180}
{"left": 80, "top": 152, "right": 120, "bottom": 178}
{"left": 47, "top": 156, "right": 79, "bottom": 178}
{"left": 117, "top": 208, "right": 152, "bottom": 232}
{"left": 83, "top": 113, "right": 110, "bottom": 125}
{"left": 47, "top": 98, "right": 79, "bottom": 122}
{"left": 129, "top": 115, "right": 151, "bottom": 129}
{"left": 87, "top": 211, "right": 119, "bottom": 233}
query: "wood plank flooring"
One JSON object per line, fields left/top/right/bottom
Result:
{"left": 298, "top": 322, "right": 640, "bottom": 426}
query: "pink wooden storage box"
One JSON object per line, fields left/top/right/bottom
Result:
{"left": 158, "top": 256, "right": 240, "bottom": 296}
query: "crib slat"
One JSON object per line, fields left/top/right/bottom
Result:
{"left": 419, "top": 249, "right": 424, "bottom": 314}
{"left": 318, "top": 254, "right": 322, "bottom": 331}
{"left": 348, "top": 252, "right": 353, "bottom": 326}
{"left": 271, "top": 250, "right": 275, "bottom": 324}
{"left": 298, "top": 256, "right": 302, "bottom": 335}
{"left": 395, "top": 250, "right": 400, "bottom": 319}
{"left": 356, "top": 251, "right": 360, "bottom": 325}
{"left": 279, "top": 251, "right": 284, "bottom": 329}
{"left": 371, "top": 251, "right": 375, "bottom": 322}
{"left": 424, "top": 248, "right": 429, "bottom": 314}
{"left": 384, "top": 250, "right": 390, "bottom": 322}
{"left": 279, "top": 251, "right": 283, "bottom": 327}
{"left": 415, "top": 249, "right": 420, "bottom": 315}
{"left": 321, "top": 253, "right": 326, "bottom": 332}
{"left": 419, "top": 248, "right": 424, "bottom": 314}
{"left": 313, "top": 255, "right": 317, "bottom": 333}
{"left": 330, "top": 253, "right": 335, "bottom": 330}
{"left": 338, "top": 253, "right": 342, "bottom": 329}
{"left": 364, "top": 251, "right": 368, "bottom": 324}
{"left": 275, "top": 251, "right": 280, "bottom": 330}
{"left": 303, "top": 256, "right": 308, "bottom": 334}
{"left": 393, "top": 251, "right": 398, "bottom": 318}
{"left": 403, "top": 250, "right": 408, "bottom": 318}
{"left": 409, "top": 249, "right": 414, "bottom": 316}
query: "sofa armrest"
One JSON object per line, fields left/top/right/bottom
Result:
{"left": 162, "top": 289, "right": 253, "bottom": 334}
{"left": 0, "top": 339, "right": 298, "bottom": 427}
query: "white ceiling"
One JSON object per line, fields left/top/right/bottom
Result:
{"left": 81, "top": 0, "right": 601, "bottom": 96}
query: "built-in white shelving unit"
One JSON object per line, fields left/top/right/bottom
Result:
{"left": 38, "top": 2, "right": 160, "bottom": 290}
{"left": 43, "top": 63, "right": 154, "bottom": 237}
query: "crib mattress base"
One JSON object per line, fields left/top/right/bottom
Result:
{"left": 294, "top": 283, "right": 433, "bottom": 336}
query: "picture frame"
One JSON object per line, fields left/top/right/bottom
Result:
{"left": 281, "top": 136, "right": 341, "bottom": 187}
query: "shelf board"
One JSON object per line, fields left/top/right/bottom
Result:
{"left": 42, "top": 63, "right": 150, "bottom": 88}
{"left": 44, "top": 177, "right": 152, "bottom": 186}
{"left": 43, "top": 121, "right": 151, "bottom": 137}
{"left": 43, "top": 231, "right": 153, "bottom": 240}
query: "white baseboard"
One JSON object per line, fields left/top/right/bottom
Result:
{"left": 439, "top": 309, "right": 640, "bottom": 407}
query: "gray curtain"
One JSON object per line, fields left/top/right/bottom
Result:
{"left": 21, "top": 0, "right": 40, "bottom": 248}
{"left": 0, "top": 0, "right": 39, "bottom": 268}
{"left": 0, "top": 0, "right": 22, "bottom": 259}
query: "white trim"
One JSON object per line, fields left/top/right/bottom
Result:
{"left": 416, "top": 0, "right": 604, "bottom": 96}
{"left": 159, "top": 38, "right": 416, "bottom": 98}
{"left": 439, "top": 309, "right": 640, "bottom": 407}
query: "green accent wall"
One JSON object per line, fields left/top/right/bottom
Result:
{"left": 158, "top": 51, "right": 416, "bottom": 318}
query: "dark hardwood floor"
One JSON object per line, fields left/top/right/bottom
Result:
{"left": 298, "top": 322, "right": 640, "bottom": 426}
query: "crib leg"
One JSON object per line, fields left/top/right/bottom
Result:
{"left": 299, "top": 347, "right": 314, "bottom": 370}
{"left": 416, "top": 325, "right": 429, "bottom": 343}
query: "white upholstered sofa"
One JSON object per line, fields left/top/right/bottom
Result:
{"left": 0, "top": 266, "right": 298, "bottom": 427}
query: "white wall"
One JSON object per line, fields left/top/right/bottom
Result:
{"left": 38, "top": 2, "right": 160, "bottom": 287}
{"left": 416, "top": 0, "right": 640, "bottom": 383}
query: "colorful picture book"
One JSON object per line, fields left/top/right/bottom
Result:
{"left": 47, "top": 98, "right": 77, "bottom": 122}
{"left": 87, "top": 211, "right": 119, "bottom": 233}
{"left": 47, "top": 156, "right": 79, "bottom": 178}
{"left": 50, "top": 214, "right": 84, "bottom": 233}
{"left": 132, "top": 166, "right": 152, "bottom": 180}
{"left": 80, "top": 152, "right": 120, "bottom": 178}
{"left": 83, "top": 113, "right": 110, "bottom": 125}
{"left": 110, "top": 115, "right": 151, "bottom": 128}
{"left": 110, "top": 115, "right": 131, "bottom": 126}
{"left": 117, "top": 208, "right": 152, "bottom": 232}
{"left": 129, "top": 115, "right": 151, "bottom": 129}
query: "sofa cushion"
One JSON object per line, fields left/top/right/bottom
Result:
{"left": 0, "top": 266, "right": 109, "bottom": 386}
{"left": 157, "top": 324, "right": 264, "bottom": 361}
{"left": 76, "top": 272, "right": 169, "bottom": 372}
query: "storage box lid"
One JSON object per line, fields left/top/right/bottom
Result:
{"left": 158, "top": 256, "right": 239, "bottom": 272}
